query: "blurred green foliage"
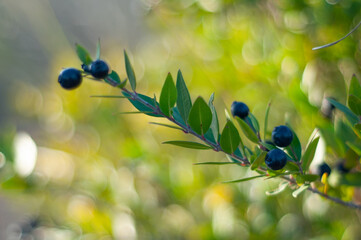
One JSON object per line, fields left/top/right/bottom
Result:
{"left": 1, "top": 0, "right": 361, "bottom": 239}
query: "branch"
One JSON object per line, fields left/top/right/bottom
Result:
{"left": 312, "top": 20, "right": 361, "bottom": 50}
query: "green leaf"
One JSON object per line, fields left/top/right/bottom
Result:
{"left": 348, "top": 95, "right": 361, "bottom": 116}
{"left": 225, "top": 109, "right": 232, "bottom": 121}
{"left": 220, "top": 121, "right": 241, "bottom": 154}
{"left": 159, "top": 73, "right": 177, "bottom": 116}
{"left": 76, "top": 44, "right": 93, "bottom": 65}
{"left": 349, "top": 74, "right": 361, "bottom": 99}
{"left": 163, "top": 141, "right": 211, "bottom": 150}
{"left": 122, "top": 91, "right": 162, "bottom": 117}
{"left": 339, "top": 172, "right": 361, "bottom": 186}
{"left": 223, "top": 174, "right": 267, "bottom": 184}
{"left": 260, "top": 142, "right": 277, "bottom": 151}
{"left": 96, "top": 38, "right": 101, "bottom": 60}
{"left": 292, "top": 184, "right": 309, "bottom": 198}
{"left": 124, "top": 50, "right": 136, "bottom": 91}
{"left": 209, "top": 93, "right": 219, "bottom": 143}
{"left": 248, "top": 113, "right": 260, "bottom": 133}
{"left": 235, "top": 117, "right": 259, "bottom": 143}
{"left": 354, "top": 123, "right": 361, "bottom": 136}
{"left": 285, "top": 127, "right": 302, "bottom": 161}
{"left": 172, "top": 107, "right": 186, "bottom": 126}
{"left": 327, "top": 98, "right": 359, "bottom": 125}
{"left": 264, "top": 101, "right": 271, "bottom": 139}
{"left": 251, "top": 151, "right": 267, "bottom": 170}
{"left": 335, "top": 117, "right": 357, "bottom": 144}
{"left": 284, "top": 161, "right": 300, "bottom": 172}
{"left": 301, "top": 136, "right": 320, "bottom": 171}
{"left": 194, "top": 162, "right": 240, "bottom": 165}
{"left": 266, "top": 182, "right": 288, "bottom": 196}
{"left": 149, "top": 122, "right": 183, "bottom": 131}
{"left": 104, "top": 70, "right": 121, "bottom": 87}
{"left": 176, "top": 70, "right": 192, "bottom": 123}
{"left": 226, "top": 147, "right": 244, "bottom": 163}
{"left": 188, "top": 97, "right": 213, "bottom": 135}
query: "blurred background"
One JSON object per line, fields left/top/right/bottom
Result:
{"left": 1, "top": 0, "right": 361, "bottom": 239}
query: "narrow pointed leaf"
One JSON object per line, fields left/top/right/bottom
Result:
{"left": 159, "top": 73, "right": 177, "bottom": 116}
{"left": 327, "top": 98, "right": 359, "bottom": 125}
{"left": 285, "top": 127, "right": 302, "bottom": 161}
{"left": 122, "top": 91, "right": 162, "bottom": 117}
{"left": 172, "top": 107, "right": 186, "bottom": 127}
{"left": 297, "top": 174, "right": 319, "bottom": 182}
{"left": 248, "top": 113, "right": 260, "bottom": 133}
{"left": 163, "top": 141, "right": 211, "bottom": 150}
{"left": 235, "top": 117, "right": 259, "bottom": 143}
{"left": 264, "top": 101, "right": 271, "bottom": 139}
{"left": 176, "top": 70, "right": 192, "bottom": 122}
{"left": 194, "top": 162, "right": 240, "bottom": 165}
{"left": 301, "top": 137, "right": 320, "bottom": 171}
{"left": 292, "top": 184, "right": 309, "bottom": 198}
{"left": 220, "top": 121, "right": 241, "bottom": 154}
{"left": 223, "top": 174, "right": 267, "bottom": 184}
{"left": 105, "top": 70, "right": 121, "bottom": 86}
{"left": 266, "top": 182, "right": 288, "bottom": 196}
{"left": 118, "top": 79, "right": 127, "bottom": 89}
{"left": 124, "top": 50, "right": 136, "bottom": 91}
{"left": 209, "top": 93, "right": 219, "bottom": 143}
{"left": 251, "top": 151, "right": 267, "bottom": 170}
{"left": 149, "top": 122, "right": 183, "bottom": 131}
{"left": 349, "top": 75, "right": 361, "bottom": 99}
{"left": 260, "top": 142, "right": 277, "bottom": 151}
{"left": 348, "top": 95, "right": 361, "bottom": 116}
{"left": 96, "top": 39, "right": 101, "bottom": 60}
{"left": 188, "top": 97, "right": 212, "bottom": 135}
{"left": 226, "top": 147, "right": 244, "bottom": 163}
{"left": 76, "top": 44, "right": 93, "bottom": 65}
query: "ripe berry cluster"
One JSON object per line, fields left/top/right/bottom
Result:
{"left": 58, "top": 59, "right": 110, "bottom": 90}
{"left": 231, "top": 101, "right": 294, "bottom": 170}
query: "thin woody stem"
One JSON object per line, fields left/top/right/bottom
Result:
{"left": 117, "top": 85, "right": 361, "bottom": 210}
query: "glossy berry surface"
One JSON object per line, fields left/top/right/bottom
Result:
{"left": 58, "top": 68, "right": 82, "bottom": 90}
{"left": 231, "top": 101, "right": 249, "bottom": 119}
{"left": 90, "top": 59, "right": 110, "bottom": 79}
{"left": 272, "top": 125, "right": 293, "bottom": 147}
{"left": 265, "top": 149, "right": 287, "bottom": 170}
{"left": 317, "top": 163, "right": 331, "bottom": 178}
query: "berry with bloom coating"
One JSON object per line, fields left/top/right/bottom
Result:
{"left": 265, "top": 148, "right": 287, "bottom": 170}
{"left": 272, "top": 125, "right": 293, "bottom": 147}
{"left": 317, "top": 163, "right": 331, "bottom": 178}
{"left": 58, "top": 68, "right": 82, "bottom": 90}
{"left": 90, "top": 59, "right": 110, "bottom": 79}
{"left": 231, "top": 101, "right": 249, "bottom": 119}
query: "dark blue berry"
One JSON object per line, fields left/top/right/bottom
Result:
{"left": 317, "top": 163, "right": 331, "bottom": 178}
{"left": 90, "top": 59, "right": 110, "bottom": 79}
{"left": 265, "top": 148, "right": 287, "bottom": 170}
{"left": 58, "top": 68, "right": 82, "bottom": 90}
{"left": 231, "top": 101, "right": 249, "bottom": 119}
{"left": 272, "top": 125, "right": 293, "bottom": 147}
